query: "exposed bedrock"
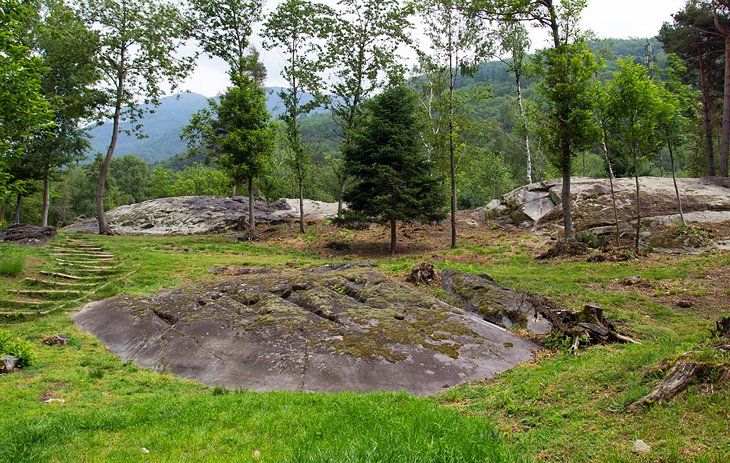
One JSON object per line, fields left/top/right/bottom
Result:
{"left": 63, "top": 196, "right": 340, "bottom": 235}
{"left": 483, "top": 177, "right": 730, "bottom": 233}
{"left": 73, "top": 267, "right": 538, "bottom": 395}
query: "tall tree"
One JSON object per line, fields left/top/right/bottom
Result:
{"left": 185, "top": 74, "right": 275, "bottom": 237}
{"left": 415, "top": 0, "right": 492, "bottom": 249}
{"left": 327, "top": 0, "right": 411, "bottom": 220}
{"left": 187, "top": 0, "right": 264, "bottom": 83}
{"left": 30, "top": 0, "right": 101, "bottom": 227}
{"left": 593, "top": 82, "right": 621, "bottom": 246}
{"left": 607, "top": 58, "right": 665, "bottom": 253}
{"left": 659, "top": 0, "right": 723, "bottom": 177}
{"left": 498, "top": 22, "right": 533, "bottom": 185}
{"left": 0, "top": 0, "right": 52, "bottom": 199}
{"left": 712, "top": 0, "right": 730, "bottom": 176}
{"left": 344, "top": 86, "right": 445, "bottom": 255}
{"left": 262, "top": 0, "right": 334, "bottom": 233}
{"left": 78, "top": 0, "right": 195, "bottom": 234}
{"left": 657, "top": 56, "right": 700, "bottom": 226}
{"left": 471, "top": 0, "right": 595, "bottom": 241}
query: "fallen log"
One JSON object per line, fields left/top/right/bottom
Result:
{"left": 629, "top": 361, "right": 709, "bottom": 411}
{"left": 630, "top": 317, "right": 729, "bottom": 411}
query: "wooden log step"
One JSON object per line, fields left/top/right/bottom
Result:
{"left": 51, "top": 253, "right": 114, "bottom": 259}
{"left": 0, "top": 299, "right": 56, "bottom": 309}
{"left": 23, "top": 278, "right": 97, "bottom": 288}
{"left": 9, "top": 289, "right": 85, "bottom": 299}
{"left": 60, "top": 267, "right": 121, "bottom": 274}
{"left": 40, "top": 271, "right": 105, "bottom": 281}
{"left": 56, "top": 262, "right": 116, "bottom": 270}
{"left": 55, "top": 258, "right": 114, "bottom": 265}
{"left": 52, "top": 246, "right": 104, "bottom": 252}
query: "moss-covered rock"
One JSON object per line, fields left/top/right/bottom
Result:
{"left": 74, "top": 267, "right": 538, "bottom": 395}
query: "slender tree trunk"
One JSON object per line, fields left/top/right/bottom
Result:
{"left": 561, "top": 137, "right": 574, "bottom": 240}
{"left": 448, "top": 30, "right": 457, "bottom": 249}
{"left": 602, "top": 129, "right": 621, "bottom": 246}
{"left": 97, "top": 74, "right": 124, "bottom": 235}
{"left": 248, "top": 177, "right": 256, "bottom": 237}
{"left": 41, "top": 169, "right": 51, "bottom": 227}
{"left": 390, "top": 217, "right": 397, "bottom": 256}
{"left": 714, "top": 3, "right": 730, "bottom": 176}
{"left": 0, "top": 206, "right": 4, "bottom": 223}
{"left": 667, "top": 133, "right": 685, "bottom": 226}
{"left": 14, "top": 193, "right": 22, "bottom": 225}
{"left": 337, "top": 176, "right": 347, "bottom": 220}
{"left": 298, "top": 166, "right": 305, "bottom": 234}
{"left": 516, "top": 73, "right": 533, "bottom": 184}
{"left": 699, "top": 54, "right": 716, "bottom": 177}
{"left": 633, "top": 150, "right": 641, "bottom": 254}
{"left": 232, "top": 183, "right": 237, "bottom": 198}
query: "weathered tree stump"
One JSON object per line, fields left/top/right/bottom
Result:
{"left": 629, "top": 361, "right": 709, "bottom": 411}
{"left": 630, "top": 317, "right": 730, "bottom": 411}
{"left": 408, "top": 262, "right": 437, "bottom": 286}
{"left": 41, "top": 334, "right": 70, "bottom": 346}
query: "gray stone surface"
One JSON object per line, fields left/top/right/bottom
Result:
{"left": 485, "top": 177, "right": 730, "bottom": 233}
{"left": 441, "top": 270, "right": 553, "bottom": 336}
{"left": 73, "top": 267, "right": 538, "bottom": 395}
{"left": 0, "top": 224, "right": 56, "bottom": 246}
{"left": 63, "top": 197, "right": 341, "bottom": 235}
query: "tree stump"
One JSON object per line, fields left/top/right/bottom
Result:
{"left": 407, "top": 262, "right": 437, "bottom": 286}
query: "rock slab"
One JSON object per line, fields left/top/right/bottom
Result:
{"left": 74, "top": 267, "right": 538, "bottom": 395}
{"left": 441, "top": 269, "right": 553, "bottom": 336}
{"left": 63, "top": 196, "right": 341, "bottom": 235}
{"left": 484, "top": 177, "right": 730, "bottom": 233}
{"left": 0, "top": 224, "right": 56, "bottom": 246}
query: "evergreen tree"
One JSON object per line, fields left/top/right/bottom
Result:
{"left": 344, "top": 86, "right": 445, "bottom": 255}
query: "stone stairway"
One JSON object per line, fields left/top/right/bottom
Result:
{"left": 0, "top": 235, "right": 130, "bottom": 318}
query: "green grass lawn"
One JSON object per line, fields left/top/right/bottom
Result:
{"left": 1, "top": 232, "right": 728, "bottom": 462}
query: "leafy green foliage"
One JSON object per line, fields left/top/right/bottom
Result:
{"left": 187, "top": 0, "right": 264, "bottom": 81}
{"left": 0, "top": 0, "right": 53, "bottom": 196}
{"left": 345, "top": 86, "right": 446, "bottom": 253}
{"left": 0, "top": 331, "right": 35, "bottom": 368}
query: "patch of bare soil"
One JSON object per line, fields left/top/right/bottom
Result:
{"left": 604, "top": 254, "right": 730, "bottom": 319}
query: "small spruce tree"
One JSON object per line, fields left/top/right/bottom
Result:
{"left": 344, "top": 86, "right": 445, "bottom": 255}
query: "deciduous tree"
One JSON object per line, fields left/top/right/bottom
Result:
{"left": 262, "top": 0, "right": 334, "bottom": 233}
{"left": 327, "top": 0, "right": 411, "bottom": 220}
{"left": 78, "top": 0, "right": 195, "bottom": 234}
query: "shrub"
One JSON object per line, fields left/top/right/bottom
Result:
{"left": 0, "top": 331, "right": 36, "bottom": 368}
{"left": 0, "top": 254, "right": 25, "bottom": 277}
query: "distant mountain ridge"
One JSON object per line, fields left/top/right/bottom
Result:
{"left": 86, "top": 38, "right": 664, "bottom": 165}
{"left": 86, "top": 87, "right": 312, "bottom": 164}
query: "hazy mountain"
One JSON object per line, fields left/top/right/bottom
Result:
{"left": 85, "top": 88, "right": 318, "bottom": 164}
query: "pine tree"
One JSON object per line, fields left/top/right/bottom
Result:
{"left": 344, "top": 86, "right": 445, "bottom": 255}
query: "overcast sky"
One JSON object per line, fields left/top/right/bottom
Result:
{"left": 179, "top": 0, "right": 687, "bottom": 97}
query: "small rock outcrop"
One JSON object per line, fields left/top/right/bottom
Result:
{"left": 0, "top": 224, "right": 56, "bottom": 246}
{"left": 63, "top": 196, "right": 341, "bottom": 235}
{"left": 484, "top": 177, "right": 730, "bottom": 233}
{"left": 441, "top": 270, "right": 553, "bottom": 336}
{"left": 74, "top": 267, "right": 538, "bottom": 395}
{"left": 442, "top": 270, "right": 637, "bottom": 347}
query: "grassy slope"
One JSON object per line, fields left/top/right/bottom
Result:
{"left": 1, "top": 232, "right": 728, "bottom": 462}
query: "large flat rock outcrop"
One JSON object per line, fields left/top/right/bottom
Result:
{"left": 73, "top": 267, "right": 537, "bottom": 395}
{"left": 63, "top": 196, "right": 340, "bottom": 235}
{"left": 484, "top": 177, "right": 730, "bottom": 233}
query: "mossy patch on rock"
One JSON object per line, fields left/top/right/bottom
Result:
{"left": 74, "top": 267, "right": 538, "bottom": 395}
